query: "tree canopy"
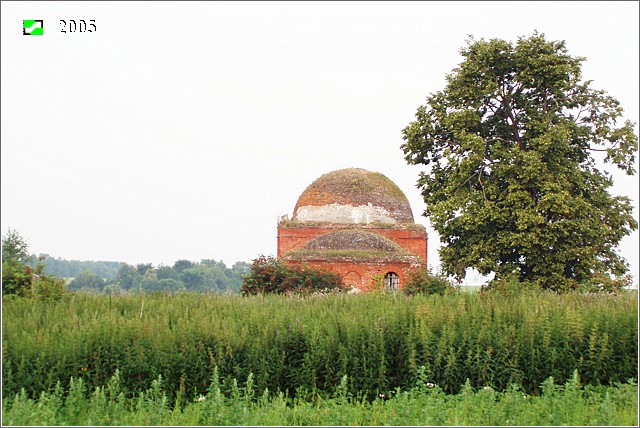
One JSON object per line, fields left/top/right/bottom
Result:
{"left": 2, "top": 228, "right": 31, "bottom": 264}
{"left": 401, "top": 33, "right": 638, "bottom": 290}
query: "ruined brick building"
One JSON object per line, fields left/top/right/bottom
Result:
{"left": 277, "top": 168, "right": 428, "bottom": 292}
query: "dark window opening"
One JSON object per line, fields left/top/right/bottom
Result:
{"left": 384, "top": 272, "right": 399, "bottom": 290}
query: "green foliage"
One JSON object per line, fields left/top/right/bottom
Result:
{"left": 2, "top": 230, "right": 70, "bottom": 301}
{"left": 26, "top": 264, "right": 71, "bottom": 302}
{"left": 2, "top": 291, "right": 636, "bottom": 405}
{"left": 108, "top": 259, "right": 244, "bottom": 294}
{"left": 577, "top": 272, "right": 633, "bottom": 294}
{"left": 115, "top": 263, "right": 140, "bottom": 291}
{"left": 136, "top": 263, "right": 153, "bottom": 276}
{"left": 172, "top": 259, "right": 194, "bottom": 273}
{"left": 2, "top": 228, "right": 31, "bottom": 264}
{"left": 2, "top": 228, "right": 34, "bottom": 296}
{"left": 3, "top": 257, "right": 71, "bottom": 302}
{"left": 34, "top": 254, "right": 124, "bottom": 280}
{"left": 402, "top": 267, "right": 458, "bottom": 296}
{"left": 2, "top": 258, "right": 33, "bottom": 296}
{"left": 241, "top": 255, "right": 346, "bottom": 295}
{"left": 481, "top": 274, "right": 545, "bottom": 297}
{"left": 156, "top": 278, "right": 184, "bottom": 292}
{"left": 2, "top": 370, "right": 637, "bottom": 426}
{"left": 369, "top": 273, "right": 385, "bottom": 293}
{"left": 483, "top": 270, "right": 634, "bottom": 295}
{"left": 231, "top": 261, "right": 251, "bottom": 276}
{"left": 179, "top": 261, "right": 243, "bottom": 293}
{"left": 140, "top": 268, "right": 160, "bottom": 292}
{"left": 401, "top": 32, "right": 638, "bottom": 290}
{"left": 1, "top": 230, "right": 245, "bottom": 296}
{"left": 67, "top": 269, "right": 106, "bottom": 292}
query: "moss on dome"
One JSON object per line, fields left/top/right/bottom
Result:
{"left": 292, "top": 168, "right": 415, "bottom": 224}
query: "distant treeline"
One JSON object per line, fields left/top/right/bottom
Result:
{"left": 30, "top": 254, "right": 251, "bottom": 294}
{"left": 33, "top": 254, "right": 125, "bottom": 279}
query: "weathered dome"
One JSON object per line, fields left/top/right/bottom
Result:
{"left": 292, "top": 168, "right": 415, "bottom": 224}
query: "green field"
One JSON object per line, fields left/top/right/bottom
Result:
{"left": 2, "top": 290, "right": 638, "bottom": 425}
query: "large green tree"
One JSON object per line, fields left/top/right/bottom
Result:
{"left": 401, "top": 33, "right": 638, "bottom": 290}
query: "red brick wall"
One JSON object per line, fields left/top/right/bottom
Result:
{"left": 375, "top": 229, "right": 427, "bottom": 263}
{"left": 285, "top": 259, "right": 415, "bottom": 292}
{"left": 278, "top": 224, "right": 428, "bottom": 292}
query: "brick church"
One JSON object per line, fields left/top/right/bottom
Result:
{"left": 277, "top": 168, "right": 428, "bottom": 292}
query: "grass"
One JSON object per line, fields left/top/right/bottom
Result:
{"left": 3, "top": 291, "right": 637, "bottom": 400}
{"left": 460, "top": 284, "right": 483, "bottom": 292}
{"left": 2, "top": 369, "right": 636, "bottom": 426}
{"left": 2, "top": 289, "right": 637, "bottom": 425}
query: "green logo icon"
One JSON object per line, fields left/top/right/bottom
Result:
{"left": 23, "top": 20, "right": 43, "bottom": 36}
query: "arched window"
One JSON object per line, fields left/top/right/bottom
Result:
{"left": 384, "top": 272, "right": 399, "bottom": 290}
{"left": 344, "top": 271, "right": 361, "bottom": 288}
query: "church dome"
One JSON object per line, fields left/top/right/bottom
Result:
{"left": 292, "top": 168, "right": 415, "bottom": 224}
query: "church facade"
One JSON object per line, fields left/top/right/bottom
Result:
{"left": 277, "top": 168, "right": 428, "bottom": 292}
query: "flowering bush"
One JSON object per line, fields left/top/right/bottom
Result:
{"left": 2, "top": 255, "right": 70, "bottom": 302}
{"left": 241, "top": 255, "right": 346, "bottom": 295}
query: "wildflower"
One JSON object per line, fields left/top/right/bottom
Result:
{"left": 198, "top": 395, "right": 206, "bottom": 402}
{"left": 426, "top": 383, "right": 435, "bottom": 388}
{"left": 81, "top": 367, "right": 88, "bottom": 372}
{"left": 483, "top": 386, "right": 493, "bottom": 391}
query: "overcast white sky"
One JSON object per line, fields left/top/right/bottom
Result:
{"left": 2, "top": 1, "right": 638, "bottom": 286}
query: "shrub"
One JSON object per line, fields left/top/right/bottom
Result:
{"left": 3, "top": 256, "right": 71, "bottom": 302}
{"left": 480, "top": 274, "right": 545, "bottom": 298}
{"left": 2, "top": 229, "right": 70, "bottom": 302}
{"left": 483, "top": 273, "right": 633, "bottom": 296}
{"left": 241, "top": 255, "right": 346, "bottom": 295}
{"left": 577, "top": 272, "right": 633, "bottom": 294}
{"left": 2, "top": 259, "right": 33, "bottom": 296}
{"left": 402, "top": 267, "right": 457, "bottom": 296}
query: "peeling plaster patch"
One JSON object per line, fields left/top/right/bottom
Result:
{"left": 295, "top": 203, "right": 398, "bottom": 224}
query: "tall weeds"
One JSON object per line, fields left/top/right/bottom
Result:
{"left": 2, "top": 369, "right": 637, "bottom": 426}
{"left": 2, "top": 290, "right": 637, "bottom": 403}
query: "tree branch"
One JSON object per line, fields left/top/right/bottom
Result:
{"left": 500, "top": 83, "right": 525, "bottom": 150}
